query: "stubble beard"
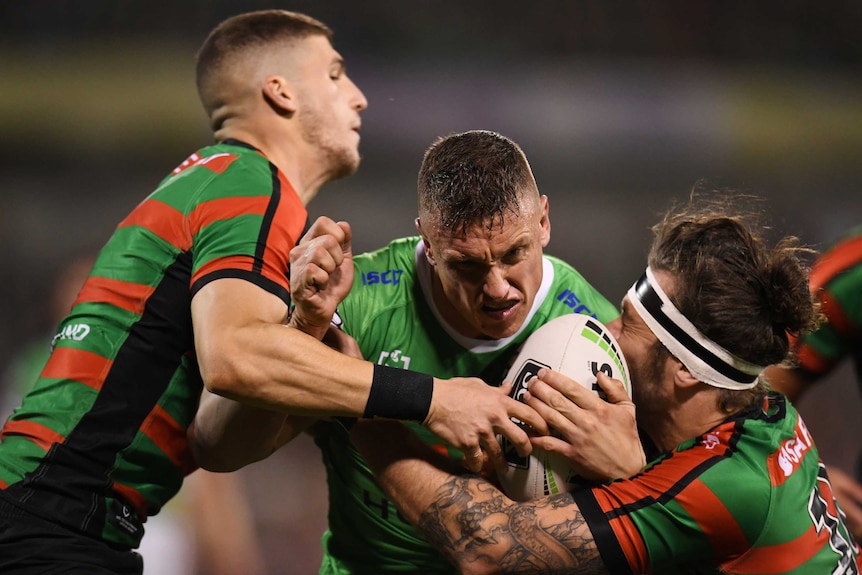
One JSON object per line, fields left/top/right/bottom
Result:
{"left": 298, "top": 106, "right": 361, "bottom": 182}
{"left": 630, "top": 342, "right": 671, "bottom": 428}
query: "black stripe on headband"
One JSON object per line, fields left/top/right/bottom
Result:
{"left": 634, "top": 272, "right": 757, "bottom": 385}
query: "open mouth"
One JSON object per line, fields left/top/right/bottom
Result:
{"left": 482, "top": 301, "right": 519, "bottom": 321}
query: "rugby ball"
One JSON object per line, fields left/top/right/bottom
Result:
{"left": 496, "top": 314, "right": 631, "bottom": 502}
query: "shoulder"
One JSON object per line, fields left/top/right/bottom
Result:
{"left": 339, "top": 238, "right": 423, "bottom": 335}
{"left": 157, "top": 144, "right": 272, "bottom": 198}
{"left": 545, "top": 254, "right": 583, "bottom": 277}
{"left": 353, "top": 237, "right": 421, "bottom": 273}
{"left": 673, "top": 401, "right": 811, "bottom": 515}
{"left": 631, "top": 412, "right": 780, "bottom": 512}
{"left": 347, "top": 237, "right": 421, "bottom": 300}
{"left": 542, "top": 254, "right": 617, "bottom": 321}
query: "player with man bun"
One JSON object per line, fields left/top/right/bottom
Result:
{"left": 349, "top": 192, "right": 861, "bottom": 574}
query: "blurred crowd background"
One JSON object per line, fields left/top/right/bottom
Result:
{"left": 2, "top": 2, "right": 861, "bottom": 573}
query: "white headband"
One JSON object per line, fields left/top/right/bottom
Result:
{"left": 626, "top": 267, "right": 764, "bottom": 390}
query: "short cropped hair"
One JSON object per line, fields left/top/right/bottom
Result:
{"left": 196, "top": 10, "right": 332, "bottom": 118}
{"left": 417, "top": 130, "right": 539, "bottom": 236}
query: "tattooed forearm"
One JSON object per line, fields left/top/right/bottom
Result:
{"left": 417, "top": 477, "right": 608, "bottom": 575}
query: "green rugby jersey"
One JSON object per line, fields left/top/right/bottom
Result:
{"left": 573, "top": 393, "right": 861, "bottom": 573}
{"left": 316, "top": 236, "right": 619, "bottom": 574}
{"left": 0, "top": 140, "right": 306, "bottom": 548}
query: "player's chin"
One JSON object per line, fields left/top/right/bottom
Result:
{"left": 329, "top": 153, "right": 361, "bottom": 180}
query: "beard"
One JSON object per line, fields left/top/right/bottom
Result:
{"left": 630, "top": 341, "right": 673, "bottom": 424}
{"left": 297, "top": 104, "right": 361, "bottom": 181}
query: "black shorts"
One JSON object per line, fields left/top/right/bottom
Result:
{"left": 0, "top": 494, "right": 143, "bottom": 575}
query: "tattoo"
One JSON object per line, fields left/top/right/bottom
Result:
{"left": 418, "top": 477, "right": 608, "bottom": 574}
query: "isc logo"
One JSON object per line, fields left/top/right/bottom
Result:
{"left": 556, "top": 289, "right": 597, "bottom": 317}
{"left": 361, "top": 270, "right": 404, "bottom": 285}
{"left": 502, "top": 359, "right": 550, "bottom": 468}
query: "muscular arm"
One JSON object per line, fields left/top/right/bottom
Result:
{"left": 192, "top": 277, "right": 374, "bottom": 417}
{"left": 189, "top": 299, "right": 363, "bottom": 472}
{"left": 189, "top": 218, "right": 547, "bottom": 471}
{"left": 351, "top": 420, "right": 609, "bottom": 575}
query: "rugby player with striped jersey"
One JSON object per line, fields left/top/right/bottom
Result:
{"left": 767, "top": 224, "right": 862, "bottom": 540}
{"left": 0, "top": 10, "right": 544, "bottom": 574}
{"left": 350, "top": 193, "right": 862, "bottom": 574}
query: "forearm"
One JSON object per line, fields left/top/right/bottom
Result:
{"left": 191, "top": 279, "right": 540, "bottom": 466}
{"left": 351, "top": 421, "right": 607, "bottom": 575}
{"left": 189, "top": 390, "right": 316, "bottom": 472}
{"left": 192, "top": 279, "right": 435, "bottom": 419}
{"left": 201, "top": 320, "right": 375, "bottom": 416}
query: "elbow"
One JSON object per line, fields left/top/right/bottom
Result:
{"left": 187, "top": 420, "right": 269, "bottom": 473}
{"left": 198, "top": 343, "right": 250, "bottom": 399}
{"left": 187, "top": 424, "right": 240, "bottom": 473}
{"left": 201, "top": 370, "right": 238, "bottom": 400}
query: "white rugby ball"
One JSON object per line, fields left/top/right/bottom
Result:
{"left": 496, "top": 314, "right": 631, "bottom": 502}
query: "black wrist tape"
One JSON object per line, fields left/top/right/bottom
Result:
{"left": 363, "top": 364, "right": 434, "bottom": 421}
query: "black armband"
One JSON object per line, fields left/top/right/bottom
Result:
{"left": 363, "top": 364, "right": 434, "bottom": 421}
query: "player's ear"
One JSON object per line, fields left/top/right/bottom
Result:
{"left": 262, "top": 75, "right": 298, "bottom": 115}
{"left": 416, "top": 218, "right": 436, "bottom": 266}
{"left": 539, "top": 195, "right": 550, "bottom": 248}
{"left": 673, "top": 361, "right": 701, "bottom": 389}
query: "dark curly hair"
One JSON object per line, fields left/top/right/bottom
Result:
{"left": 648, "top": 186, "right": 819, "bottom": 411}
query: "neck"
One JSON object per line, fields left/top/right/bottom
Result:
{"left": 215, "top": 124, "right": 326, "bottom": 207}
{"left": 641, "top": 386, "right": 728, "bottom": 453}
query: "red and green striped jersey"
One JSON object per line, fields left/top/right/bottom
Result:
{"left": 317, "top": 237, "right": 620, "bottom": 574}
{"left": 794, "top": 225, "right": 862, "bottom": 381}
{"left": 0, "top": 140, "right": 306, "bottom": 549}
{"left": 574, "top": 393, "right": 861, "bottom": 574}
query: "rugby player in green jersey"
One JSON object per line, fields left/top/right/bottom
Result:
{"left": 191, "top": 130, "right": 627, "bottom": 573}
{"left": 0, "top": 11, "right": 544, "bottom": 574}
{"left": 349, "top": 193, "right": 862, "bottom": 574}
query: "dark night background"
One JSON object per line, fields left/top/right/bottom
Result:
{"left": 2, "top": 2, "right": 860, "bottom": 572}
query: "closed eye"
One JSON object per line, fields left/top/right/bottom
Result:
{"left": 330, "top": 59, "right": 345, "bottom": 80}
